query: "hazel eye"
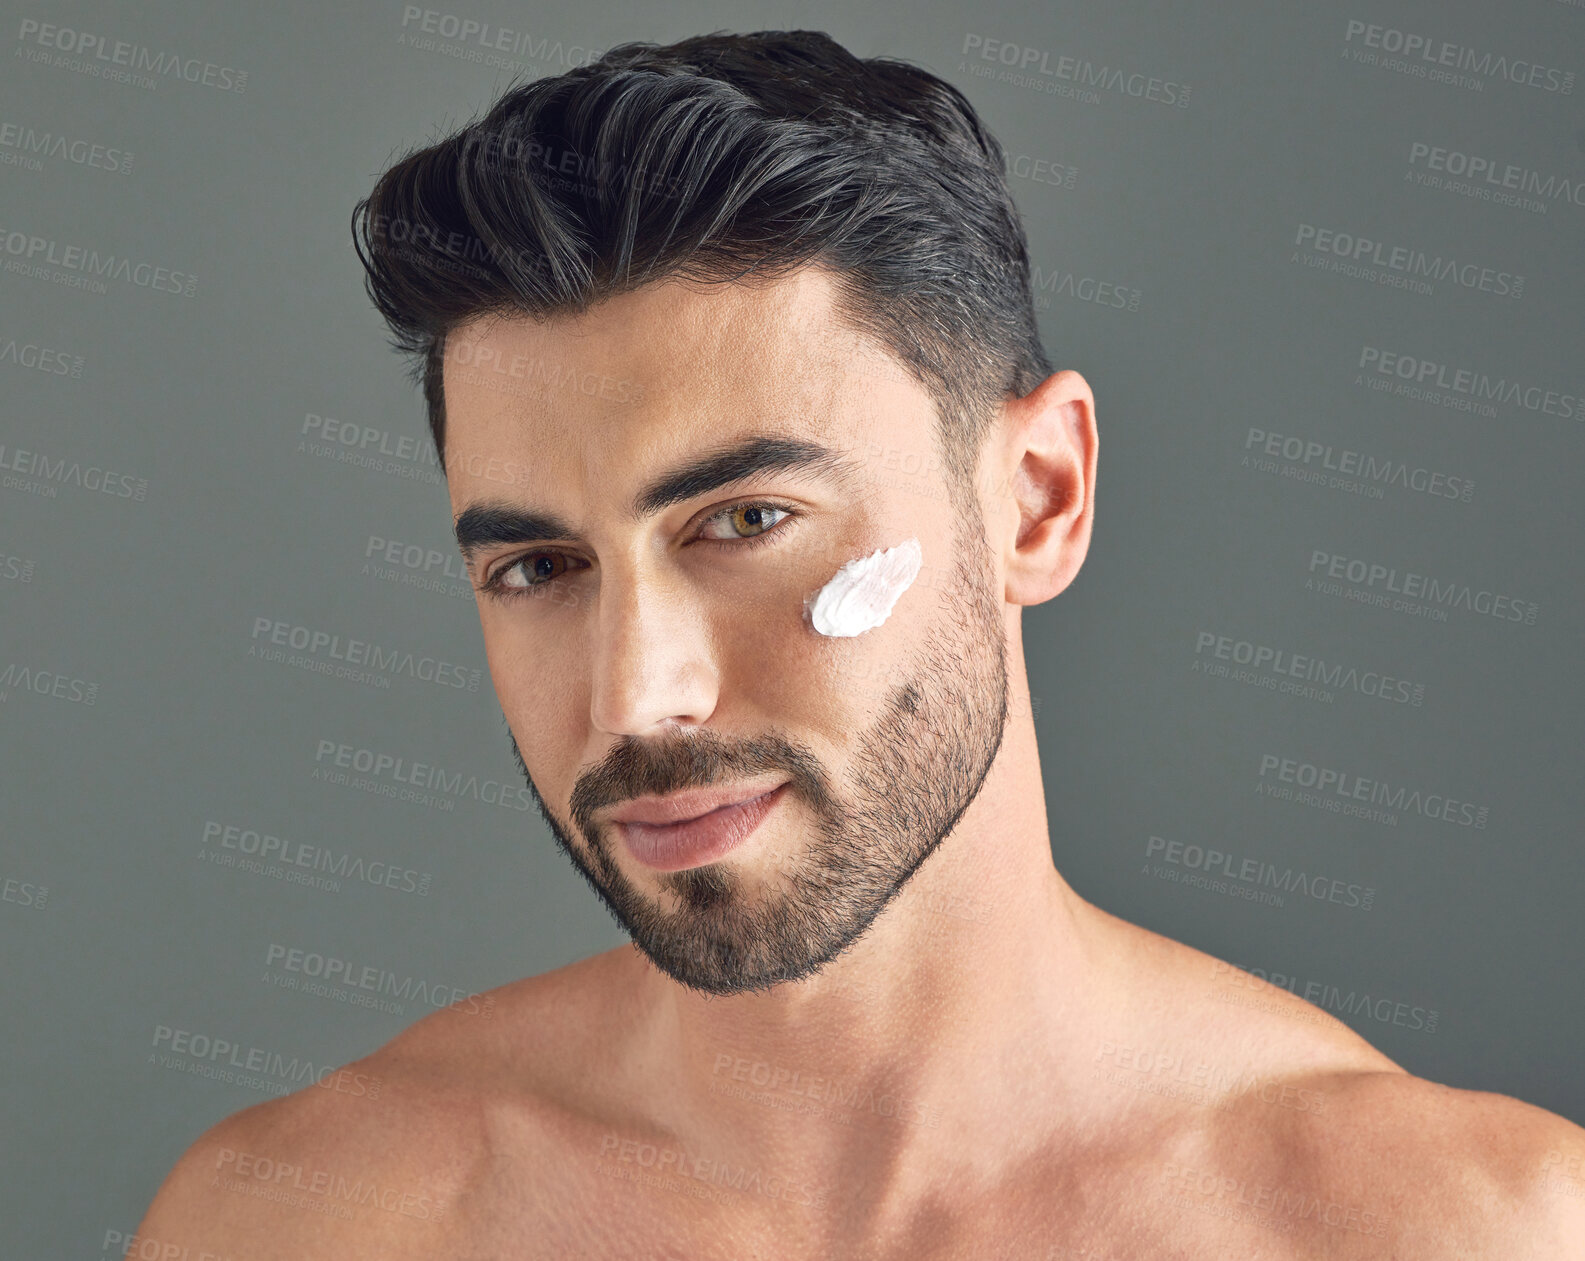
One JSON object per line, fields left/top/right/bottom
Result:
{"left": 476, "top": 499, "right": 798, "bottom": 606}
{"left": 699, "top": 503, "right": 790, "bottom": 541}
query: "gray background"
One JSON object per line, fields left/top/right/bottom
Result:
{"left": 1, "top": 0, "right": 1581, "bottom": 1251}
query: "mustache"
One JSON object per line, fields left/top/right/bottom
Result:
{"left": 509, "top": 727, "right": 838, "bottom": 839}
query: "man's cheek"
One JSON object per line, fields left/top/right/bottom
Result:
{"left": 804, "top": 538, "right": 922, "bottom": 638}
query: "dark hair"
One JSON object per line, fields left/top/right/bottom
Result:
{"left": 351, "top": 28, "right": 1051, "bottom": 491}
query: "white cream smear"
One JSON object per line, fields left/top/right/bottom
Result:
{"left": 805, "top": 537, "right": 922, "bottom": 638}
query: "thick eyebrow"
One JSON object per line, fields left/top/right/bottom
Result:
{"left": 452, "top": 434, "right": 867, "bottom": 566}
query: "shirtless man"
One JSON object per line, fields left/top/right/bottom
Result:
{"left": 133, "top": 30, "right": 1585, "bottom": 1259}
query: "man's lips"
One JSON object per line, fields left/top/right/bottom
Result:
{"left": 606, "top": 779, "right": 790, "bottom": 827}
{"left": 611, "top": 783, "right": 791, "bottom": 872}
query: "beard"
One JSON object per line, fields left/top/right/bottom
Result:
{"left": 510, "top": 491, "right": 1009, "bottom": 997}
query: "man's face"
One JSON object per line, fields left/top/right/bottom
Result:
{"left": 444, "top": 266, "right": 1010, "bottom": 996}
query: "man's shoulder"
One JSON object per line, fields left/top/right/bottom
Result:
{"left": 129, "top": 1029, "right": 490, "bottom": 1257}
{"left": 1176, "top": 963, "right": 1585, "bottom": 1252}
{"left": 131, "top": 951, "right": 631, "bottom": 1258}
{"left": 1257, "top": 1068, "right": 1585, "bottom": 1256}
{"left": 1101, "top": 915, "right": 1585, "bottom": 1255}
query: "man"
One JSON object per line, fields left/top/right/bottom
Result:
{"left": 134, "top": 30, "right": 1585, "bottom": 1258}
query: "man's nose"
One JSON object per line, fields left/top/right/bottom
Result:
{"left": 587, "top": 571, "right": 721, "bottom": 736}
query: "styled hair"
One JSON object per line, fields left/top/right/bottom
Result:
{"left": 351, "top": 28, "right": 1052, "bottom": 490}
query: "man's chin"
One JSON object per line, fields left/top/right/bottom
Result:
{"left": 632, "top": 943, "right": 841, "bottom": 998}
{"left": 613, "top": 897, "right": 854, "bottom": 996}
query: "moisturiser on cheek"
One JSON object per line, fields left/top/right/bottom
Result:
{"left": 804, "top": 537, "right": 922, "bottom": 638}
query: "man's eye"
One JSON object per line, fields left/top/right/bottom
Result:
{"left": 477, "top": 500, "right": 798, "bottom": 605}
{"left": 698, "top": 502, "right": 793, "bottom": 541}
{"left": 484, "top": 552, "right": 573, "bottom": 596}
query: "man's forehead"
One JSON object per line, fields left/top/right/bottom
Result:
{"left": 441, "top": 268, "right": 930, "bottom": 472}
{"left": 451, "top": 268, "right": 914, "bottom": 396}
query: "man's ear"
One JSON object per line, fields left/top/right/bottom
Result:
{"left": 989, "top": 369, "right": 1098, "bottom": 607}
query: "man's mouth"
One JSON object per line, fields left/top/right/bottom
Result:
{"left": 613, "top": 783, "right": 790, "bottom": 872}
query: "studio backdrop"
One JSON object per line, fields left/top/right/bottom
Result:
{"left": 2, "top": 0, "right": 1581, "bottom": 1253}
